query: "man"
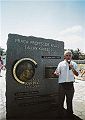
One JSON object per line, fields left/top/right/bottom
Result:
{"left": 54, "top": 50, "right": 79, "bottom": 118}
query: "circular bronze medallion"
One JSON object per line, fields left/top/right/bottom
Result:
{"left": 13, "top": 58, "right": 37, "bottom": 84}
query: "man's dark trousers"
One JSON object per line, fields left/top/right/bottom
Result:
{"left": 58, "top": 82, "right": 74, "bottom": 117}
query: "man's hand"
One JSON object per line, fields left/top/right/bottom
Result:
{"left": 69, "top": 64, "right": 74, "bottom": 69}
{"left": 54, "top": 71, "right": 60, "bottom": 76}
{"left": 68, "top": 64, "right": 79, "bottom": 76}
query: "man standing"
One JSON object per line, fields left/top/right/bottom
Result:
{"left": 54, "top": 50, "right": 79, "bottom": 118}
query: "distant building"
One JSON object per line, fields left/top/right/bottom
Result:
{"left": 73, "top": 60, "right": 85, "bottom": 64}
{"left": 2, "top": 54, "right": 6, "bottom": 65}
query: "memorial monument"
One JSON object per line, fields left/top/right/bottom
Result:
{"left": 6, "top": 33, "right": 64, "bottom": 119}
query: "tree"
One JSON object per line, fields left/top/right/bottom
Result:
{"left": 71, "top": 49, "right": 79, "bottom": 60}
{"left": 64, "top": 49, "right": 85, "bottom": 60}
{"left": 0, "top": 47, "right": 6, "bottom": 56}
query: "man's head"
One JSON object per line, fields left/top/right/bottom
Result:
{"left": 64, "top": 50, "right": 72, "bottom": 61}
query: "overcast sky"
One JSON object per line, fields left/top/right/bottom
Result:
{"left": 0, "top": 0, "right": 85, "bottom": 52}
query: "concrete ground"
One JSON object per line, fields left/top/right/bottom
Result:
{"left": 0, "top": 70, "right": 85, "bottom": 120}
{"left": 0, "top": 70, "right": 6, "bottom": 120}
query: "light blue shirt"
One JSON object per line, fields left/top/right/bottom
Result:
{"left": 56, "top": 60, "right": 79, "bottom": 83}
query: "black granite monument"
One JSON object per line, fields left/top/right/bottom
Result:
{"left": 6, "top": 34, "right": 64, "bottom": 119}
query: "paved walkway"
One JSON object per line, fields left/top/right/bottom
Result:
{"left": 73, "top": 80, "right": 85, "bottom": 120}
{"left": 0, "top": 70, "right": 85, "bottom": 120}
{"left": 0, "top": 70, "right": 6, "bottom": 120}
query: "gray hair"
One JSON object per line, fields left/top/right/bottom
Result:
{"left": 64, "top": 50, "right": 72, "bottom": 56}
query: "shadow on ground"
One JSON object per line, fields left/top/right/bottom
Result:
{"left": 5, "top": 108, "right": 83, "bottom": 120}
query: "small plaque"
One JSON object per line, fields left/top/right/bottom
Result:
{"left": 45, "top": 67, "right": 58, "bottom": 79}
{"left": 42, "top": 56, "right": 61, "bottom": 59}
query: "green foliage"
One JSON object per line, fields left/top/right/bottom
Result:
{"left": 0, "top": 47, "right": 6, "bottom": 56}
{"left": 65, "top": 48, "right": 85, "bottom": 60}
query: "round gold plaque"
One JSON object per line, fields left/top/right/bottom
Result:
{"left": 13, "top": 58, "right": 37, "bottom": 84}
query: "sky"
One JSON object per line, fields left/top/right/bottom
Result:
{"left": 0, "top": 0, "right": 85, "bottom": 53}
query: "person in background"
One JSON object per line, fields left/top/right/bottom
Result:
{"left": 54, "top": 50, "right": 79, "bottom": 118}
{"left": 0, "top": 56, "right": 3, "bottom": 77}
